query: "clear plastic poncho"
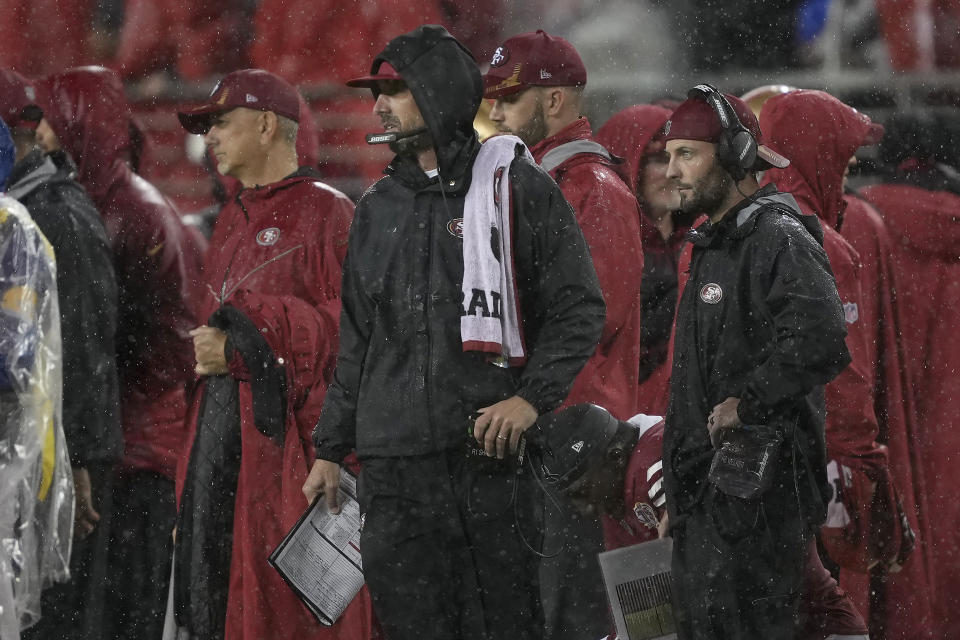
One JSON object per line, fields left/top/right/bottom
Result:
{"left": 0, "top": 193, "right": 74, "bottom": 636}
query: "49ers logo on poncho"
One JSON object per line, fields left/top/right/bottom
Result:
{"left": 256, "top": 227, "right": 281, "bottom": 246}
{"left": 699, "top": 283, "right": 723, "bottom": 304}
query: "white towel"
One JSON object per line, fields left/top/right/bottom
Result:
{"left": 461, "top": 134, "right": 531, "bottom": 366}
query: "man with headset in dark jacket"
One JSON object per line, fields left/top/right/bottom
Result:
{"left": 662, "top": 87, "right": 851, "bottom": 638}
{"left": 304, "top": 24, "right": 605, "bottom": 640}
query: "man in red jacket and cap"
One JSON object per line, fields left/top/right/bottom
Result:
{"left": 483, "top": 30, "right": 644, "bottom": 640}
{"left": 170, "top": 69, "right": 375, "bottom": 640}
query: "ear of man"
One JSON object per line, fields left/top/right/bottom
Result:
{"left": 257, "top": 110, "right": 298, "bottom": 149}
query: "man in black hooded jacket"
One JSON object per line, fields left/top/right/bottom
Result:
{"left": 304, "top": 25, "right": 605, "bottom": 640}
{"left": 1, "top": 68, "right": 121, "bottom": 640}
{"left": 662, "top": 89, "right": 851, "bottom": 638}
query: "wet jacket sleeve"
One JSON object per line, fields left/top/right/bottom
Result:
{"left": 737, "top": 234, "right": 852, "bottom": 424}
{"left": 312, "top": 219, "right": 370, "bottom": 463}
{"left": 510, "top": 161, "right": 606, "bottom": 414}
{"left": 34, "top": 205, "right": 120, "bottom": 467}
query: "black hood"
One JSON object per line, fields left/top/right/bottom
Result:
{"left": 370, "top": 24, "right": 482, "bottom": 180}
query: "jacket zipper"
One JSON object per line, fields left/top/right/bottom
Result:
{"left": 218, "top": 190, "right": 249, "bottom": 304}
{"left": 424, "top": 193, "right": 436, "bottom": 446}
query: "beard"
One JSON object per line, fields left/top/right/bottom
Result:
{"left": 513, "top": 101, "right": 548, "bottom": 148}
{"left": 677, "top": 161, "right": 733, "bottom": 218}
{"left": 389, "top": 126, "right": 434, "bottom": 156}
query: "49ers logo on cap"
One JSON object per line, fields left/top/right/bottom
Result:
{"left": 490, "top": 46, "right": 509, "bottom": 67}
{"left": 699, "top": 283, "right": 723, "bottom": 304}
{"left": 256, "top": 227, "right": 281, "bottom": 246}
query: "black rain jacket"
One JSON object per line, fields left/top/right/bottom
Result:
{"left": 664, "top": 187, "right": 850, "bottom": 529}
{"left": 7, "top": 148, "right": 121, "bottom": 466}
{"left": 314, "top": 25, "right": 605, "bottom": 460}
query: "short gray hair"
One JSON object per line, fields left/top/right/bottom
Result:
{"left": 276, "top": 114, "right": 299, "bottom": 145}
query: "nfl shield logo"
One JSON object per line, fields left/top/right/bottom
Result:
{"left": 843, "top": 302, "right": 859, "bottom": 324}
{"left": 256, "top": 227, "right": 281, "bottom": 246}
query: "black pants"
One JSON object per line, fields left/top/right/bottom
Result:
{"left": 539, "top": 498, "right": 609, "bottom": 640}
{"left": 23, "top": 463, "right": 115, "bottom": 640}
{"left": 104, "top": 469, "right": 177, "bottom": 640}
{"left": 672, "top": 486, "right": 810, "bottom": 640}
{"left": 359, "top": 450, "right": 544, "bottom": 640}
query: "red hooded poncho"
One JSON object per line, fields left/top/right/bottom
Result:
{"left": 860, "top": 178, "right": 960, "bottom": 639}
{"left": 38, "top": 67, "right": 205, "bottom": 479}
{"left": 760, "top": 90, "right": 923, "bottom": 633}
{"left": 175, "top": 170, "right": 376, "bottom": 639}
{"left": 595, "top": 105, "right": 687, "bottom": 416}
{"left": 840, "top": 193, "right": 936, "bottom": 639}
{"left": 530, "top": 118, "right": 644, "bottom": 420}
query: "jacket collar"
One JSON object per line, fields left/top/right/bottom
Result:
{"left": 530, "top": 118, "right": 593, "bottom": 164}
{"left": 688, "top": 184, "right": 780, "bottom": 247}
{"left": 386, "top": 135, "right": 479, "bottom": 195}
{"left": 7, "top": 149, "right": 60, "bottom": 201}
{"left": 238, "top": 166, "right": 324, "bottom": 201}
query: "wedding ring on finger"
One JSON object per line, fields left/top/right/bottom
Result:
{"left": 496, "top": 434, "right": 507, "bottom": 440}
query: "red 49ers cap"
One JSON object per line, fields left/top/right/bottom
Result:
{"left": 345, "top": 61, "right": 404, "bottom": 89}
{"left": 483, "top": 30, "right": 587, "bottom": 99}
{"left": 0, "top": 69, "right": 43, "bottom": 130}
{"left": 665, "top": 92, "right": 790, "bottom": 170}
{"left": 178, "top": 69, "right": 301, "bottom": 135}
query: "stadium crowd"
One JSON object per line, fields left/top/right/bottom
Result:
{"left": 0, "top": 8, "right": 959, "bottom": 640}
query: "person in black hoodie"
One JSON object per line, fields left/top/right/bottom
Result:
{"left": 304, "top": 25, "right": 605, "bottom": 640}
{"left": 661, "top": 87, "right": 851, "bottom": 639}
{"left": 0, "top": 68, "right": 121, "bottom": 640}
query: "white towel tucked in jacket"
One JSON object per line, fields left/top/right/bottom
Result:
{"left": 460, "top": 134, "right": 532, "bottom": 366}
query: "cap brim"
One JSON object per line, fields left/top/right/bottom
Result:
{"left": 756, "top": 144, "right": 790, "bottom": 170}
{"left": 862, "top": 122, "right": 885, "bottom": 146}
{"left": 178, "top": 104, "right": 228, "bottom": 135}
{"left": 345, "top": 73, "right": 403, "bottom": 89}
{"left": 483, "top": 80, "right": 527, "bottom": 100}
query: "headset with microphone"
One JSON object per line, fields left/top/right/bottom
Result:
{"left": 365, "top": 126, "right": 429, "bottom": 145}
{"left": 687, "top": 83, "right": 758, "bottom": 181}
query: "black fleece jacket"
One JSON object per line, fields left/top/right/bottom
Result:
{"left": 664, "top": 187, "right": 850, "bottom": 528}
{"left": 7, "top": 149, "right": 121, "bottom": 466}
